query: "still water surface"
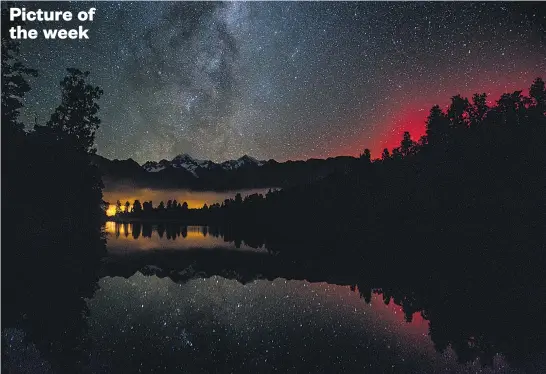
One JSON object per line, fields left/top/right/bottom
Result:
{"left": 81, "top": 273, "right": 519, "bottom": 373}
{"left": 2, "top": 226, "right": 529, "bottom": 373}
{"left": 105, "top": 222, "right": 266, "bottom": 252}
{"left": 5, "top": 273, "right": 518, "bottom": 373}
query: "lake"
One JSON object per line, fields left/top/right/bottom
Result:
{"left": 3, "top": 273, "right": 523, "bottom": 374}
{"left": 86, "top": 274, "right": 522, "bottom": 373}
{"left": 2, "top": 225, "right": 541, "bottom": 373}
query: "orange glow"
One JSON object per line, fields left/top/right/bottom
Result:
{"left": 103, "top": 187, "right": 272, "bottom": 216}
{"left": 104, "top": 222, "right": 266, "bottom": 252}
{"left": 106, "top": 205, "right": 117, "bottom": 216}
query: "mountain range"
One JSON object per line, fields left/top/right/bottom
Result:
{"left": 92, "top": 153, "right": 360, "bottom": 191}
{"left": 141, "top": 154, "right": 266, "bottom": 176}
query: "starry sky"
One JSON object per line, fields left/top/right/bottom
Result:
{"left": 12, "top": 2, "right": 546, "bottom": 163}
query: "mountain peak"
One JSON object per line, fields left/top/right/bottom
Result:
{"left": 238, "top": 154, "right": 257, "bottom": 162}
{"left": 172, "top": 153, "right": 194, "bottom": 161}
{"left": 220, "top": 155, "right": 265, "bottom": 170}
{"left": 142, "top": 153, "right": 267, "bottom": 175}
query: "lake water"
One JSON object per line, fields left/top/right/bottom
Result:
{"left": 87, "top": 274, "right": 519, "bottom": 374}
{"left": 105, "top": 222, "right": 267, "bottom": 253}
{"left": 2, "top": 226, "right": 538, "bottom": 373}
{"left": 4, "top": 272, "right": 521, "bottom": 374}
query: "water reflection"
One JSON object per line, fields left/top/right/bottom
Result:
{"left": 105, "top": 222, "right": 267, "bottom": 253}
{"left": 3, "top": 234, "right": 545, "bottom": 373}
{"left": 4, "top": 273, "right": 522, "bottom": 374}
{"left": 85, "top": 274, "right": 512, "bottom": 374}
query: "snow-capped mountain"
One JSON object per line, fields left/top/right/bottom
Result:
{"left": 141, "top": 159, "right": 171, "bottom": 173}
{"left": 92, "top": 152, "right": 358, "bottom": 191}
{"left": 142, "top": 154, "right": 266, "bottom": 177}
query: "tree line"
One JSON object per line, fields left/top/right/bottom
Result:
{"left": 110, "top": 191, "right": 275, "bottom": 224}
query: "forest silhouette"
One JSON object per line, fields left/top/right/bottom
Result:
{"left": 2, "top": 5, "right": 546, "bottom": 373}
{"left": 2, "top": 8, "right": 105, "bottom": 373}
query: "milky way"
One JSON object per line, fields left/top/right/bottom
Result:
{"left": 12, "top": 2, "right": 546, "bottom": 163}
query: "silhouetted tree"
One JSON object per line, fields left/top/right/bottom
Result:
{"left": 39, "top": 69, "right": 103, "bottom": 153}
{"left": 1, "top": 7, "right": 38, "bottom": 137}
{"left": 360, "top": 148, "right": 372, "bottom": 163}
{"left": 381, "top": 148, "right": 391, "bottom": 161}
{"left": 425, "top": 105, "right": 449, "bottom": 145}
{"left": 448, "top": 94, "right": 471, "bottom": 131}
{"left": 2, "top": 6, "right": 39, "bottom": 239}
{"left": 2, "top": 52, "right": 106, "bottom": 373}
{"left": 469, "top": 93, "right": 488, "bottom": 128}
{"left": 400, "top": 131, "right": 414, "bottom": 157}
{"left": 391, "top": 147, "right": 402, "bottom": 160}
{"left": 143, "top": 201, "right": 153, "bottom": 213}
{"left": 133, "top": 200, "right": 142, "bottom": 214}
{"left": 495, "top": 91, "right": 526, "bottom": 127}
{"left": 530, "top": 77, "right": 545, "bottom": 114}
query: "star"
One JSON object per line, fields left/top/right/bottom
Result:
{"left": 10, "top": 2, "right": 545, "bottom": 163}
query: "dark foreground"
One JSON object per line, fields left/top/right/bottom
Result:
{"left": 2, "top": 225, "right": 545, "bottom": 374}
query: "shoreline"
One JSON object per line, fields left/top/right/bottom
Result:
{"left": 106, "top": 217, "right": 210, "bottom": 225}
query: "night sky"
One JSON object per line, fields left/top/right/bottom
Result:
{"left": 13, "top": 2, "right": 546, "bottom": 163}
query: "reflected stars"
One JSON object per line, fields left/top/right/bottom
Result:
{"left": 81, "top": 273, "right": 525, "bottom": 373}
